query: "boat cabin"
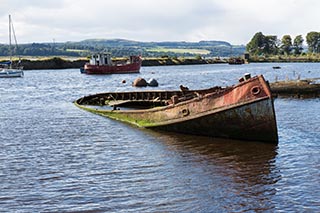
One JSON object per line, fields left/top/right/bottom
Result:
{"left": 89, "top": 53, "right": 112, "bottom": 66}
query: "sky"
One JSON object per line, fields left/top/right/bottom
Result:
{"left": 0, "top": 0, "right": 319, "bottom": 45}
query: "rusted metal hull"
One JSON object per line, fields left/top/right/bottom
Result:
{"left": 151, "top": 98, "right": 277, "bottom": 142}
{"left": 75, "top": 75, "right": 278, "bottom": 143}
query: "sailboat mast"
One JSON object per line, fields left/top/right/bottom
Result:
{"left": 8, "top": 15, "right": 12, "bottom": 68}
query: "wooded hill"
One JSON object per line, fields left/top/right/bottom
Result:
{"left": 0, "top": 39, "right": 245, "bottom": 58}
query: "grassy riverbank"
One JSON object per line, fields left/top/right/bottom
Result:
{"left": 141, "top": 57, "right": 225, "bottom": 66}
{"left": 1, "top": 56, "right": 228, "bottom": 70}
{"left": 248, "top": 54, "right": 320, "bottom": 63}
{"left": 2, "top": 55, "right": 320, "bottom": 70}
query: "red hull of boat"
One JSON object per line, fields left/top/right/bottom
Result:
{"left": 84, "top": 62, "right": 141, "bottom": 74}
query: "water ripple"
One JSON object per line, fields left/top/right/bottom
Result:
{"left": 1, "top": 64, "right": 319, "bottom": 212}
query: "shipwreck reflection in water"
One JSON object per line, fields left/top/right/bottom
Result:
{"left": 144, "top": 130, "right": 281, "bottom": 211}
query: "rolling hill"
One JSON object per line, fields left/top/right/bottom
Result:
{"left": 0, "top": 39, "right": 245, "bottom": 58}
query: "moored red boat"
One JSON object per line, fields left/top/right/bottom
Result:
{"left": 74, "top": 74, "right": 278, "bottom": 143}
{"left": 82, "top": 53, "right": 142, "bottom": 74}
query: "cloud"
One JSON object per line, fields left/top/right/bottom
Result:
{"left": 214, "top": 0, "right": 320, "bottom": 43}
{"left": 0, "top": 0, "right": 319, "bottom": 44}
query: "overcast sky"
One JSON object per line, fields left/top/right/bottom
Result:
{"left": 0, "top": 0, "right": 319, "bottom": 45}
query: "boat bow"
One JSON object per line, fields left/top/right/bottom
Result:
{"left": 75, "top": 75, "right": 278, "bottom": 143}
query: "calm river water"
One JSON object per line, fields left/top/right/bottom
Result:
{"left": 0, "top": 63, "right": 319, "bottom": 212}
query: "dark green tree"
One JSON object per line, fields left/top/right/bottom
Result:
{"left": 292, "top": 35, "right": 304, "bottom": 55}
{"left": 280, "top": 35, "right": 292, "bottom": 55}
{"left": 246, "top": 32, "right": 266, "bottom": 55}
{"left": 246, "top": 32, "right": 278, "bottom": 55}
{"left": 306, "top": 31, "right": 320, "bottom": 53}
{"left": 264, "top": 35, "right": 278, "bottom": 55}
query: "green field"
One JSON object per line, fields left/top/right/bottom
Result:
{"left": 146, "top": 47, "right": 210, "bottom": 55}
{"left": 66, "top": 49, "right": 89, "bottom": 53}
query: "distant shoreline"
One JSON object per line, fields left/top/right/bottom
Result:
{"left": 2, "top": 57, "right": 227, "bottom": 70}
{"left": 247, "top": 55, "right": 320, "bottom": 63}
{"left": 1, "top": 56, "right": 320, "bottom": 70}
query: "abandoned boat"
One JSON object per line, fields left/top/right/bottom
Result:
{"left": 82, "top": 53, "right": 142, "bottom": 74}
{"left": 74, "top": 74, "right": 278, "bottom": 143}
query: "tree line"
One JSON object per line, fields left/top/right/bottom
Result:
{"left": 0, "top": 39, "right": 246, "bottom": 58}
{"left": 246, "top": 31, "right": 320, "bottom": 56}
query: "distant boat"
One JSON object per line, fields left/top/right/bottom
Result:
{"left": 81, "top": 53, "right": 142, "bottom": 74}
{"left": 0, "top": 15, "right": 23, "bottom": 78}
{"left": 272, "top": 66, "right": 281, "bottom": 69}
{"left": 75, "top": 74, "right": 278, "bottom": 143}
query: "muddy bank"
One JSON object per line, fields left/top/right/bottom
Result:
{"left": 141, "top": 57, "right": 226, "bottom": 66}
{"left": 248, "top": 56, "right": 320, "bottom": 63}
{"left": 18, "top": 58, "right": 87, "bottom": 70}
{"left": 270, "top": 79, "right": 320, "bottom": 98}
{"left": 2, "top": 57, "right": 227, "bottom": 70}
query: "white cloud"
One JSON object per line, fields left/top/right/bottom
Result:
{"left": 0, "top": 0, "right": 319, "bottom": 44}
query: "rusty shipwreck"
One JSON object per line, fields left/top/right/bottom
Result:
{"left": 74, "top": 74, "right": 278, "bottom": 143}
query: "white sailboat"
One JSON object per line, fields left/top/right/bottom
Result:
{"left": 0, "top": 15, "right": 24, "bottom": 78}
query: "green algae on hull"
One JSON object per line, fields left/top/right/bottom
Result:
{"left": 74, "top": 75, "right": 278, "bottom": 143}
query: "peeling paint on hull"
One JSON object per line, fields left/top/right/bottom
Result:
{"left": 75, "top": 75, "right": 278, "bottom": 143}
{"left": 151, "top": 98, "right": 278, "bottom": 142}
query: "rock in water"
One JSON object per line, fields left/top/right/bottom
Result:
{"left": 133, "top": 77, "right": 147, "bottom": 87}
{"left": 147, "top": 78, "right": 159, "bottom": 87}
